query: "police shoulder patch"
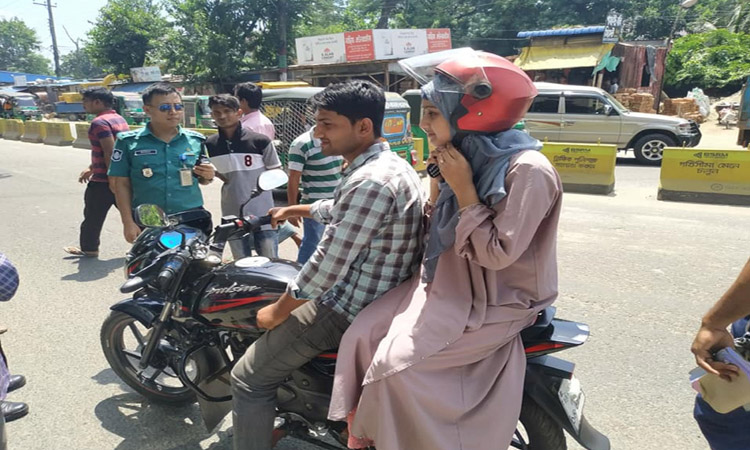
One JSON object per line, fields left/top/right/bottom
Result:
{"left": 183, "top": 129, "right": 206, "bottom": 141}
{"left": 115, "top": 130, "right": 139, "bottom": 140}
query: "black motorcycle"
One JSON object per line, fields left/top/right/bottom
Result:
{"left": 101, "top": 169, "right": 610, "bottom": 450}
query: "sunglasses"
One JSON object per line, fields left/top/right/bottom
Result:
{"left": 155, "top": 103, "right": 184, "bottom": 112}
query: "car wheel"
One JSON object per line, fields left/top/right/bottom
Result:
{"left": 632, "top": 133, "right": 676, "bottom": 165}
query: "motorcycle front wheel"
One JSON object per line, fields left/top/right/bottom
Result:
{"left": 510, "top": 395, "right": 566, "bottom": 450}
{"left": 100, "top": 311, "right": 197, "bottom": 405}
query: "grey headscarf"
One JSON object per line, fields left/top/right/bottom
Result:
{"left": 421, "top": 75, "right": 543, "bottom": 282}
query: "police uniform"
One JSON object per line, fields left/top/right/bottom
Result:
{"left": 108, "top": 126, "right": 208, "bottom": 215}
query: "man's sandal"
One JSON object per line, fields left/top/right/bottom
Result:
{"left": 63, "top": 246, "right": 99, "bottom": 257}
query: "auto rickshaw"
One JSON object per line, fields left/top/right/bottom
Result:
{"left": 0, "top": 90, "right": 42, "bottom": 121}
{"left": 114, "top": 93, "right": 146, "bottom": 125}
{"left": 182, "top": 95, "right": 215, "bottom": 129}
{"left": 260, "top": 87, "right": 416, "bottom": 167}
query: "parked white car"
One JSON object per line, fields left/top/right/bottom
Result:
{"left": 525, "top": 83, "right": 702, "bottom": 165}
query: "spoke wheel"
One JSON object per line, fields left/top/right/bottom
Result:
{"left": 101, "top": 311, "right": 197, "bottom": 404}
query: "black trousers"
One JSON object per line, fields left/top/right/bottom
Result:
{"left": 80, "top": 182, "right": 116, "bottom": 252}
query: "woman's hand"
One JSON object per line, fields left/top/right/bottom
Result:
{"left": 433, "top": 145, "right": 480, "bottom": 209}
{"left": 433, "top": 144, "right": 471, "bottom": 189}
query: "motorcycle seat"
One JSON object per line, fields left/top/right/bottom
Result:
{"left": 520, "top": 307, "right": 555, "bottom": 342}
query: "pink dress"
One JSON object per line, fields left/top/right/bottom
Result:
{"left": 328, "top": 150, "right": 563, "bottom": 449}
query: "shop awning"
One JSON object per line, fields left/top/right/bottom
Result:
{"left": 514, "top": 43, "right": 615, "bottom": 71}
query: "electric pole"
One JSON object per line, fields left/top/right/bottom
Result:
{"left": 34, "top": 0, "right": 60, "bottom": 77}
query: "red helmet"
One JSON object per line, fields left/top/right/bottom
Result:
{"left": 434, "top": 51, "right": 537, "bottom": 133}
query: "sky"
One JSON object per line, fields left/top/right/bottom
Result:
{"left": 0, "top": 0, "right": 109, "bottom": 61}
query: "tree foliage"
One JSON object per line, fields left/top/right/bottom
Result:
{"left": 160, "top": 0, "right": 265, "bottom": 80}
{"left": 60, "top": 47, "right": 106, "bottom": 79}
{"left": 87, "top": 0, "right": 167, "bottom": 75}
{"left": 65, "top": 0, "right": 750, "bottom": 88}
{"left": 666, "top": 29, "right": 750, "bottom": 93}
{"left": 0, "top": 18, "right": 52, "bottom": 74}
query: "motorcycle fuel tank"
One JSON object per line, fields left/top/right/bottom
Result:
{"left": 194, "top": 257, "right": 300, "bottom": 330}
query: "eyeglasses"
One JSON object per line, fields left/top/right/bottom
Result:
{"left": 155, "top": 103, "right": 184, "bottom": 112}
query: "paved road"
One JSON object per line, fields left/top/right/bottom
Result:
{"left": 1, "top": 140, "right": 745, "bottom": 449}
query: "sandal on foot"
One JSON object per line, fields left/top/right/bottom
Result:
{"left": 63, "top": 246, "right": 99, "bottom": 257}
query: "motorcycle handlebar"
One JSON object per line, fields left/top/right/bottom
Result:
{"left": 243, "top": 215, "right": 272, "bottom": 231}
{"left": 209, "top": 215, "right": 272, "bottom": 255}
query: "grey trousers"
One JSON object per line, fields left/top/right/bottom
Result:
{"left": 230, "top": 301, "right": 350, "bottom": 450}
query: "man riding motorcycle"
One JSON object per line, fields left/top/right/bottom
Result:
{"left": 229, "top": 80, "right": 424, "bottom": 450}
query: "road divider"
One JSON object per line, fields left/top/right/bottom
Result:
{"left": 2, "top": 119, "right": 24, "bottom": 140}
{"left": 43, "top": 122, "right": 74, "bottom": 146}
{"left": 73, "top": 123, "right": 90, "bottom": 149}
{"left": 0, "top": 119, "right": 5, "bottom": 138}
{"left": 21, "top": 120, "right": 45, "bottom": 143}
{"left": 540, "top": 142, "right": 617, "bottom": 195}
{"left": 658, "top": 148, "right": 750, "bottom": 206}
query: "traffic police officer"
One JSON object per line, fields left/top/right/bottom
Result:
{"left": 108, "top": 83, "right": 216, "bottom": 243}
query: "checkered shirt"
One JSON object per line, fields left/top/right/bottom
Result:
{"left": 0, "top": 253, "right": 19, "bottom": 302}
{"left": 287, "top": 142, "right": 424, "bottom": 322}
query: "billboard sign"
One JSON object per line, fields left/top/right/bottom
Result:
{"left": 296, "top": 28, "right": 452, "bottom": 65}
{"left": 130, "top": 66, "right": 162, "bottom": 83}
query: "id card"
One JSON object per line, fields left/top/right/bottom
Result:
{"left": 180, "top": 168, "right": 193, "bottom": 187}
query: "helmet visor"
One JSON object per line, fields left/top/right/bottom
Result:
{"left": 398, "top": 47, "right": 489, "bottom": 96}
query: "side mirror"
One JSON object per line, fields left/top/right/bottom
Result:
{"left": 238, "top": 169, "right": 290, "bottom": 217}
{"left": 134, "top": 204, "right": 168, "bottom": 228}
{"left": 604, "top": 104, "right": 614, "bottom": 116}
{"left": 258, "top": 169, "right": 289, "bottom": 191}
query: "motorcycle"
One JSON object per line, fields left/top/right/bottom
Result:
{"left": 101, "top": 169, "right": 610, "bottom": 450}
{"left": 719, "top": 107, "right": 739, "bottom": 129}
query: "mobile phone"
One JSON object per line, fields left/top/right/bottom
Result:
{"left": 426, "top": 163, "right": 441, "bottom": 178}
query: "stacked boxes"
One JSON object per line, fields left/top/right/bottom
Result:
{"left": 613, "top": 89, "right": 656, "bottom": 113}
{"left": 662, "top": 98, "right": 705, "bottom": 123}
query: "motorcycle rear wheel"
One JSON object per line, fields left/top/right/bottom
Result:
{"left": 100, "top": 311, "right": 197, "bottom": 405}
{"left": 511, "top": 395, "right": 566, "bottom": 450}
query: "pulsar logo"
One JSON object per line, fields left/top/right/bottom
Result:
{"left": 207, "top": 285, "right": 258, "bottom": 295}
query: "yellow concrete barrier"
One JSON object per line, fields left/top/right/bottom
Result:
{"left": 21, "top": 120, "right": 45, "bottom": 143}
{"left": 192, "top": 128, "right": 217, "bottom": 136}
{"left": 540, "top": 142, "right": 617, "bottom": 195}
{"left": 0, "top": 119, "right": 5, "bottom": 138}
{"left": 73, "top": 123, "right": 91, "bottom": 149}
{"left": 658, "top": 148, "right": 750, "bottom": 205}
{"left": 2, "top": 119, "right": 24, "bottom": 140}
{"left": 43, "top": 122, "right": 74, "bottom": 146}
{"left": 413, "top": 137, "right": 427, "bottom": 172}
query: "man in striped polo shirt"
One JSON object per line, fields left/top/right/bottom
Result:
{"left": 64, "top": 87, "right": 129, "bottom": 257}
{"left": 287, "top": 126, "right": 343, "bottom": 263}
{"left": 206, "top": 94, "right": 282, "bottom": 259}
